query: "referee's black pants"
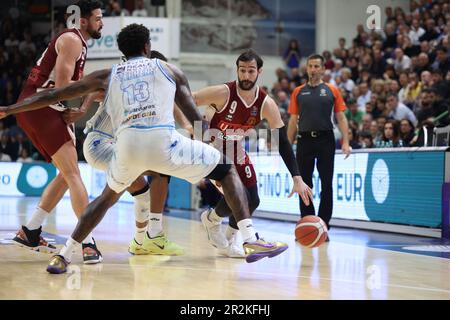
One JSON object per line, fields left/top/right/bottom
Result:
{"left": 296, "top": 130, "right": 335, "bottom": 229}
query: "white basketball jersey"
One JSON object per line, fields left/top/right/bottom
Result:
{"left": 103, "top": 57, "right": 176, "bottom": 136}
{"left": 84, "top": 101, "right": 114, "bottom": 137}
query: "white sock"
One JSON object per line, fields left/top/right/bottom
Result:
{"left": 225, "top": 225, "right": 238, "bottom": 242}
{"left": 133, "top": 189, "right": 150, "bottom": 245}
{"left": 147, "top": 212, "right": 163, "bottom": 238}
{"left": 237, "top": 219, "right": 257, "bottom": 243}
{"left": 81, "top": 232, "right": 95, "bottom": 245}
{"left": 26, "top": 207, "right": 49, "bottom": 230}
{"left": 133, "top": 189, "right": 150, "bottom": 223}
{"left": 60, "top": 237, "right": 81, "bottom": 263}
{"left": 206, "top": 208, "right": 223, "bottom": 225}
{"left": 134, "top": 226, "right": 147, "bottom": 245}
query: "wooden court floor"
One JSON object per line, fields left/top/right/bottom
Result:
{"left": 1, "top": 196, "right": 449, "bottom": 300}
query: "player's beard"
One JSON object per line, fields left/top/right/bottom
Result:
{"left": 238, "top": 76, "right": 258, "bottom": 91}
{"left": 87, "top": 25, "right": 102, "bottom": 39}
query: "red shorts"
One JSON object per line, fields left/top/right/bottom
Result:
{"left": 234, "top": 153, "right": 257, "bottom": 188}
{"left": 15, "top": 86, "right": 74, "bottom": 162}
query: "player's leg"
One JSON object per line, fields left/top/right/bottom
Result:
{"left": 12, "top": 173, "right": 67, "bottom": 253}
{"left": 136, "top": 173, "right": 184, "bottom": 256}
{"left": 52, "top": 141, "right": 101, "bottom": 263}
{"left": 47, "top": 185, "right": 124, "bottom": 274}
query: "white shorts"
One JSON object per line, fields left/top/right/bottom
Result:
{"left": 83, "top": 131, "right": 115, "bottom": 172}
{"left": 107, "top": 127, "right": 221, "bottom": 193}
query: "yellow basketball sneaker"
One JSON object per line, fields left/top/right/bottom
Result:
{"left": 243, "top": 233, "right": 288, "bottom": 263}
{"left": 128, "top": 239, "right": 149, "bottom": 255}
{"left": 142, "top": 233, "right": 184, "bottom": 256}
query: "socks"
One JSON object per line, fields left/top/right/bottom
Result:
{"left": 26, "top": 207, "right": 49, "bottom": 230}
{"left": 237, "top": 219, "right": 257, "bottom": 243}
{"left": 60, "top": 237, "right": 81, "bottom": 263}
{"left": 134, "top": 226, "right": 147, "bottom": 245}
{"left": 225, "top": 225, "right": 238, "bottom": 242}
{"left": 146, "top": 212, "right": 163, "bottom": 238}
{"left": 133, "top": 189, "right": 150, "bottom": 245}
{"left": 81, "top": 232, "right": 95, "bottom": 245}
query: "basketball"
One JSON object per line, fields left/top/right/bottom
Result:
{"left": 295, "top": 216, "right": 328, "bottom": 248}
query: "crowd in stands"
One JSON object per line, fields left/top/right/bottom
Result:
{"left": 272, "top": 0, "right": 450, "bottom": 149}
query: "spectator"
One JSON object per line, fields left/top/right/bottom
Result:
{"left": 431, "top": 46, "right": 450, "bottom": 76}
{"left": 323, "top": 50, "right": 334, "bottom": 70}
{"left": 414, "top": 52, "right": 431, "bottom": 74}
{"left": 397, "top": 72, "right": 409, "bottom": 102}
{"left": 0, "top": 134, "right": 13, "bottom": 159}
{"left": 283, "top": 39, "right": 301, "bottom": 71}
{"left": 403, "top": 71, "right": 423, "bottom": 108}
{"left": 348, "top": 127, "right": 362, "bottom": 149}
{"left": 19, "top": 32, "right": 36, "bottom": 56}
{"left": 276, "top": 91, "right": 289, "bottom": 113}
{"left": 419, "top": 18, "right": 440, "bottom": 42}
{"left": 356, "top": 82, "right": 371, "bottom": 111}
{"left": 132, "top": 0, "right": 148, "bottom": 17}
{"left": 386, "top": 93, "right": 418, "bottom": 126}
{"left": 340, "top": 68, "right": 355, "bottom": 93}
{"left": 399, "top": 119, "right": 416, "bottom": 146}
{"left": 421, "top": 70, "right": 433, "bottom": 88}
{"left": 394, "top": 48, "right": 412, "bottom": 73}
{"left": 108, "top": 0, "right": 130, "bottom": 16}
{"left": 290, "top": 68, "right": 302, "bottom": 86}
{"left": 4, "top": 33, "right": 19, "bottom": 53}
{"left": 0, "top": 151, "right": 11, "bottom": 162}
{"left": 409, "top": 18, "right": 426, "bottom": 45}
{"left": 17, "top": 148, "right": 33, "bottom": 163}
{"left": 331, "top": 59, "right": 343, "bottom": 79}
{"left": 344, "top": 98, "right": 364, "bottom": 125}
{"left": 360, "top": 113, "right": 373, "bottom": 133}
{"left": 359, "top": 131, "right": 374, "bottom": 148}
{"left": 375, "top": 120, "right": 404, "bottom": 148}
{"left": 371, "top": 48, "right": 387, "bottom": 78}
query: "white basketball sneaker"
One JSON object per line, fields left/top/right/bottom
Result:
{"left": 200, "top": 209, "right": 228, "bottom": 249}
{"left": 218, "top": 228, "right": 245, "bottom": 258}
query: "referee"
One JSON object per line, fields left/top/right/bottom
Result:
{"left": 287, "top": 54, "right": 351, "bottom": 234}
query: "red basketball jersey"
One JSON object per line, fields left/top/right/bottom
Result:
{"left": 209, "top": 80, "right": 268, "bottom": 164}
{"left": 22, "top": 28, "right": 88, "bottom": 95}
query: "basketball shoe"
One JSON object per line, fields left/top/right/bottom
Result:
{"left": 12, "top": 226, "right": 57, "bottom": 253}
{"left": 243, "top": 233, "right": 288, "bottom": 263}
{"left": 82, "top": 238, "right": 103, "bottom": 264}
{"left": 218, "top": 230, "right": 245, "bottom": 258}
{"left": 46, "top": 255, "right": 70, "bottom": 274}
{"left": 200, "top": 208, "right": 228, "bottom": 249}
{"left": 142, "top": 232, "right": 184, "bottom": 255}
{"left": 128, "top": 239, "right": 149, "bottom": 255}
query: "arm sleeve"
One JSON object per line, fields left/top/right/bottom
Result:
{"left": 276, "top": 125, "right": 301, "bottom": 177}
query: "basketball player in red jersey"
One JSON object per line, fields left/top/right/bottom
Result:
{"left": 193, "top": 49, "right": 313, "bottom": 257}
{"left": 11, "top": 0, "right": 105, "bottom": 264}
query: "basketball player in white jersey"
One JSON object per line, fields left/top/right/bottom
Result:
{"left": 0, "top": 24, "right": 300, "bottom": 273}
{"left": 63, "top": 51, "right": 186, "bottom": 256}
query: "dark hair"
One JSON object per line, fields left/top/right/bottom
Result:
{"left": 75, "top": 0, "right": 103, "bottom": 18}
{"left": 117, "top": 24, "right": 150, "bottom": 59}
{"left": 307, "top": 54, "right": 325, "bottom": 66}
{"left": 436, "top": 45, "right": 448, "bottom": 53}
{"left": 386, "top": 92, "right": 398, "bottom": 100}
{"left": 150, "top": 50, "right": 167, "bottom": 62}
{"left": 236, "top": 49, "right": 263, "bottom": 69}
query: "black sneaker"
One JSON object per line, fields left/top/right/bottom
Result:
{"left": 12, "top": 226, "right": 57, "bottom": 253}
{"left": 82, "top": 238, "right": 103, "bottom": 264}
{"left": 325, "top": 235, "right": 330, "bottom": 242}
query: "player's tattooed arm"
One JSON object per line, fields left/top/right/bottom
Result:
{"left": 0, "top": 69, "right": 110, "bottom": 118}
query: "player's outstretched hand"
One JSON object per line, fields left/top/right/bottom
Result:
{"left": 289, "top": 175, "right": 313, "bottom": 206}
